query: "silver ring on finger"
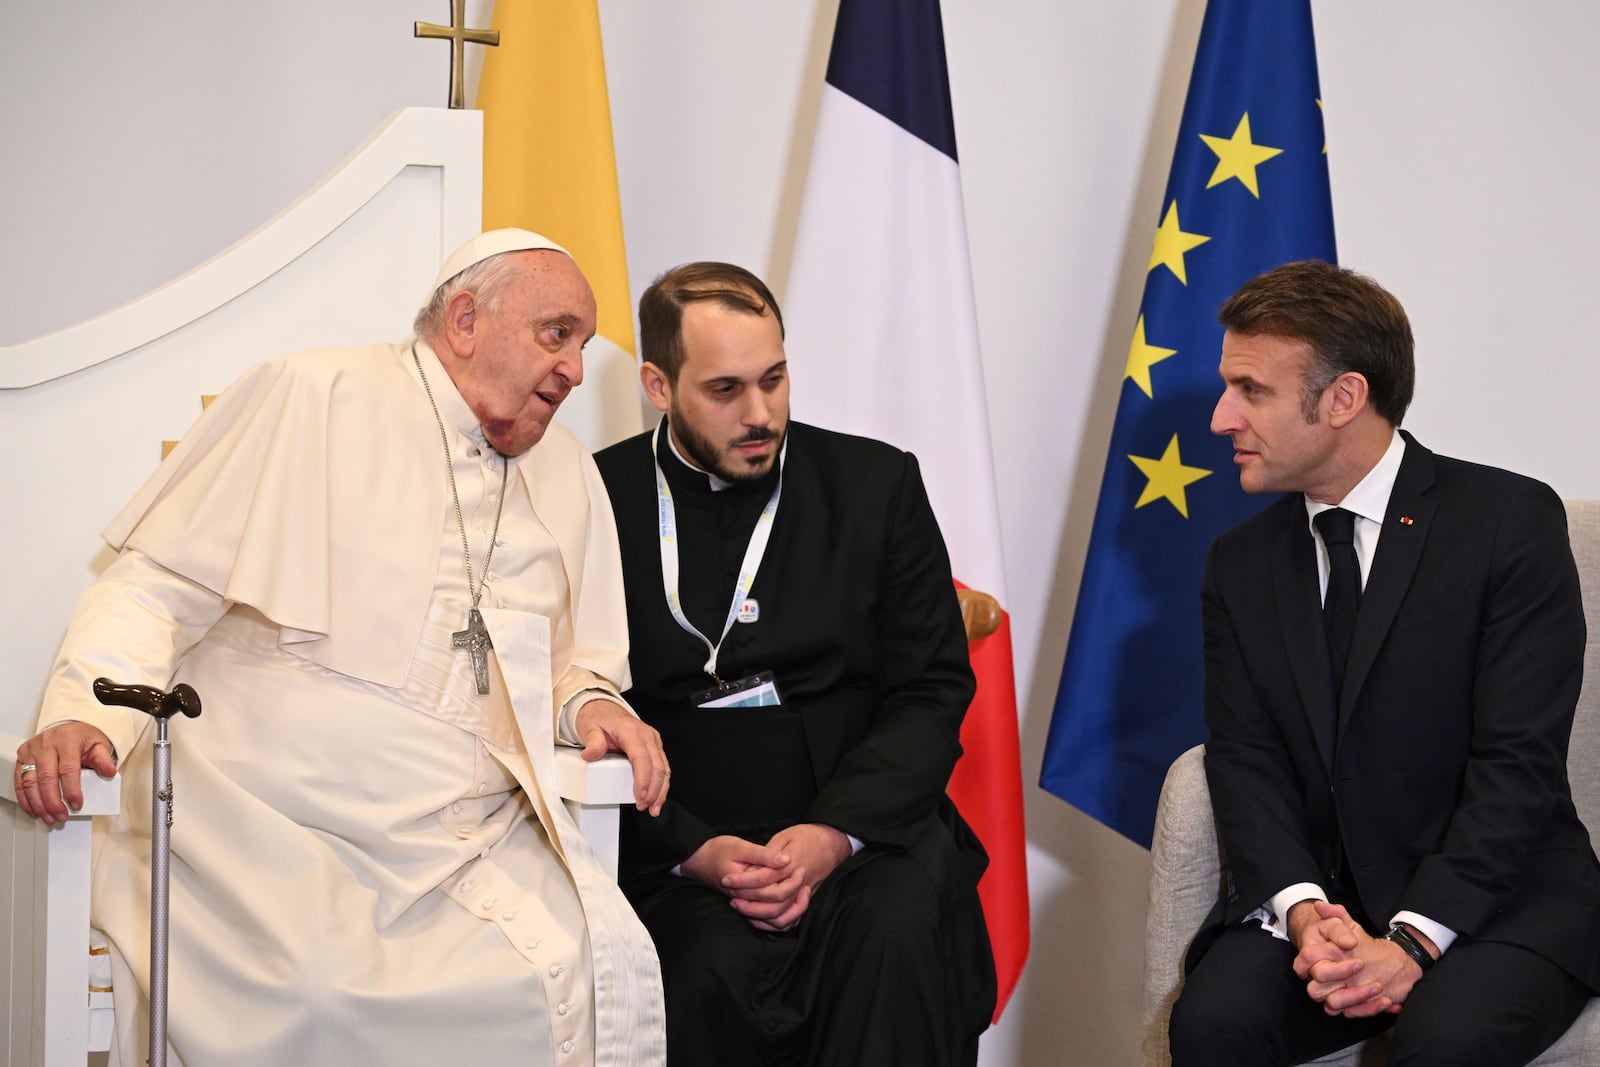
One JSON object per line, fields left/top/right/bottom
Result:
{"left": 18, "top": 762, "right": 38, "bottom": 777}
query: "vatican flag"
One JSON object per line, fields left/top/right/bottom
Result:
{"left": 475, "top": 0, "right": 641, "bottom": 451}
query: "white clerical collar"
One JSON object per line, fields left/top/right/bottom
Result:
{"left": 663, "top": 419, "right": 734, "bottom": 492}
{"left": 1305, "top": 429, "right": 1405, "bottom": 530}
{"left": 408, "top": 339, "right": 489, "bottom": 449}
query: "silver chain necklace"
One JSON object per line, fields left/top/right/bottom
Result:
{"left": 413, "top": 345, "right": 507, "bottom": 695}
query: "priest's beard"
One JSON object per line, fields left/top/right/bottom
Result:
{"left": 668, "top": 406, "right": 787, "bottom": 485}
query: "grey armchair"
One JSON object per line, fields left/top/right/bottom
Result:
{"left": 1143, "top": 499, "right": 1600, "bottom": 1066}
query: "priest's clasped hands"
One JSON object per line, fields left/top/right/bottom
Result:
{"left": 681, "top": 823, "right": 855, "bottom": 932}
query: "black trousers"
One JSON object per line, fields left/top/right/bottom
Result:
{"left": 1170, "top": 921, "right": 1593, "bottom": 1067}
{"left": 634, "top": 847, "right": 990, "bottom": 1067}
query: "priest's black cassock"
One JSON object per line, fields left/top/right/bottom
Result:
{"left": 595, "top": 421, "right": 996, "bottom": 1066}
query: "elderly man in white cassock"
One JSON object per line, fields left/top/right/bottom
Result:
{"left": 11, "top": 230, "right": 669, "bottom": 1067}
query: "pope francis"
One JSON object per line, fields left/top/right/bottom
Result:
{"left": 11, "top": 230, "right": 669, "bottom": 1066}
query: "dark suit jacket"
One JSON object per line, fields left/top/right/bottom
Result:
{"left": 1198, "top": 431, "right": 1600, "bottom": 988}
{"left": 593, "top": 420, "right": 987, "bottom": 889}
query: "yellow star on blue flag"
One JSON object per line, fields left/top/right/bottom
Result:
{"left": 1200, "top": 113, "right": 1283, "bottom": 197}
{"left": 1129, "top": 435, "right": 1212, "bottom": 518}
{"left": 1124, "top": 315, "right": 1178, "bottom": 399}
{"left": 1148, "top": 201, "right": 1211, "bottom": 284}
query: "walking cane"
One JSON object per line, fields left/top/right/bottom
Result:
{"left": 93, "top": 677, "right": 202, "bottom": 1067}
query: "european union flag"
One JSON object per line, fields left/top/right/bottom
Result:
{"left": 1040, "top": 0, "right": 1336, "bottom": 846}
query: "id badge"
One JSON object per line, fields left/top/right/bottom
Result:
{"left": 691, "top": 670, "right": 782, "bottom": 709}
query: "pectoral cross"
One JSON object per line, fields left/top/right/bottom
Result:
{"left": 414, "top": 0, "right": 500, "bottom": 109}
{"left": 453, "top": 608, "right": 494, "bottom": 695}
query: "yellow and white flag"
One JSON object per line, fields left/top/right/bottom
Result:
{"left": 476, "top": 0, "right": 640, "bottom": 451}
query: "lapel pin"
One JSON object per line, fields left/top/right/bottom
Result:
{"left": 1399, "top": 516, "right": 1414, "bottom": 525}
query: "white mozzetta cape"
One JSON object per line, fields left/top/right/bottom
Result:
{"left": 104, "top": 341, "right": 628, "bottom": 696}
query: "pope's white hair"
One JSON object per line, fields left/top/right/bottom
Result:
{"left": 413, "top": 253, "right": 531, "bottom": 341}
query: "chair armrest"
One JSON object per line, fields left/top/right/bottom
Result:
{"left": 3, "top": 726, "right": 122, "bottom": 1062}
{"left": 1143, "top": 745, "right": 1220, "bottom": 1067}
{"left": 554, "top": 747, "right": 634, "bottom": 880}
{"left": 554, "top": 747, "right": 635, "bottom": 806}
{"left": 2, "top": 729, "right": 121, "bottom": 814}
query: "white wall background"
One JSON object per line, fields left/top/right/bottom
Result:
{"left": 5, "top": 2, "right": 1598, "bottom": 1063}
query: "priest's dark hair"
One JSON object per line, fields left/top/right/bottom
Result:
{"left": 1219, "top": 259, "right": 1415, "bottom": 426}
{"left": 639, "top": 262, "right": 785, "bottom": 383}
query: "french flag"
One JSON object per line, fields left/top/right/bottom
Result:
{"left": 784, "top": 0, "right": 1029, "bottom": 1019}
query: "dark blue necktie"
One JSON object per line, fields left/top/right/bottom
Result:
{"left": 1314, "top": 507, "right": 1362, "bottom": 685}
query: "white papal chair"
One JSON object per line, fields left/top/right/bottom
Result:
{"left": 0, "top": 102, "right": 652, "bottom": 1067}
{"left": 2, "top": 731, "right": 633, "bottom": 1066}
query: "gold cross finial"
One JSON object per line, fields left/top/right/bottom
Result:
{"left": 415, "top": 0, "right": 500, "bottom": 109}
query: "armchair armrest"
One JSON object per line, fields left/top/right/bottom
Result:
{"left": 3, "top": 727, "right": 121, "bottom": 1064}
{"left": 554, "top": 747, "right": 633, "bottom": 879}
{"left": 2, "top": 729, "right": 121, "bottom": 814}
{"left": 1143, "top": 745, "right": 1220, "bottom": 1067}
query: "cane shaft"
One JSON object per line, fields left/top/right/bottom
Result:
{"left": 149, "top": 726, "right": 171, "bottom": 1067}
{"left": 92, "top": 678, "right": 198, "bottom": 1065}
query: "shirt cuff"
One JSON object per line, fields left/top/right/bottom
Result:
{"left": 1390, "top": 910, "right": 1456, "bottom": 956}
{"left": 1256, "top": 883, "right": 1328, "bottom": 941}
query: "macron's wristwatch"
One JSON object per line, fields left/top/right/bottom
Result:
{"left": 1384, "top": 923, "right": 1436, "bottom": 972}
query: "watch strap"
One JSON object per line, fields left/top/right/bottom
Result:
{"left": 1384, "top": 923, "right": 1436, "bottom": 972}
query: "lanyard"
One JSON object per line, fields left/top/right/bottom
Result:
{"left": 653, "top": 421, "right": 786, "bottom": 682}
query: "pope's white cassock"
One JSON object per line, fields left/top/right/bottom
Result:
{"left": 36, "top": 331, "right": 665, "bottom": 1065}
